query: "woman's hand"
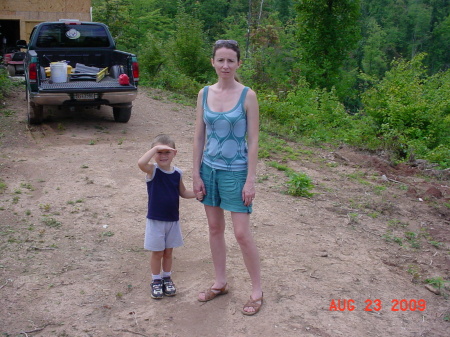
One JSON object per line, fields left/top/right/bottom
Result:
{"left": 242, "top": 180, "right": 255, "bottom": 206}
{"left": 193, "top": 175, "right": 206, "bottom": 201}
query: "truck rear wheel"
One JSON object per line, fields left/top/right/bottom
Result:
{"left": 27, "top": 93, "right": 43, "bottom": 124}
{"left": 113, "top": 106, "right": 131, "bottom": 123}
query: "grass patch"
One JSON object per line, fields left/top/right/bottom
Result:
{"left": 42, "top": 217, "right": 62, "bottom": 228}
{"left": 0, "top": 179, "right": 7, "bottom": 193}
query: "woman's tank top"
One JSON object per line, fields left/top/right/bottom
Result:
{"left": 202, "top": 86, "right": 249, "bottom": 171}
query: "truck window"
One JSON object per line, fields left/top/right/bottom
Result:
{"left": 36, "top": 24, "right": 110, "bottom": 48}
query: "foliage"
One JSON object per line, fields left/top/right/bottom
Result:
{"left": 267, "top": 161, "right": 314, "bottom": 198}
{"left": 362, "top": 53, "right": 450, "bottom": 167}
{"left": 0, "top": 69, "right": 14, "bottom": 104}
{"left": 91, "top": 0, "right": 450, "bottom": 168}
{"left": 295, "top": 0, "right": 361, "bottom": 90}
{"left": 168, "top": 7, "right": 211, "bottom": 83}
{"left": 286, "top": 172, "right": 314, "bottom": 198}
{"left": 259, "top": 80, "right": 357, "bottom": 144}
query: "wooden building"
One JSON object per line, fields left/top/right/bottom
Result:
{"left": 0, "top": 0, "right": 91, "bottom": 54}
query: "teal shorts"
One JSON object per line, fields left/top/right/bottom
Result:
{"left": 200, "top": 163, "right": 252, "bottom": 213}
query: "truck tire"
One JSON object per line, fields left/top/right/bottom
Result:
{"left": 7, "top": 65, "right": 16, "bottom": 76}
{"left": 113, "top": 106, "right": 131, "bottom": 123}
{"left": 27, "top": 93, "right": 44, "bottom": 124}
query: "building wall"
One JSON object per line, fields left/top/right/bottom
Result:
{"left": 0, "top": 0, "right": 92, "bottom": 40}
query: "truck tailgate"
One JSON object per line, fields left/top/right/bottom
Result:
{"left": 39, "top": 76, "right": 136, "bottom": 92}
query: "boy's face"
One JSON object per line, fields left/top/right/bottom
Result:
{"left": 154, "top": 144, "right": 176, "bottom": 169}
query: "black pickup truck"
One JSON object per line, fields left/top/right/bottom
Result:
{"left": 20, "top": 20, "right": 139, "bottom": 124}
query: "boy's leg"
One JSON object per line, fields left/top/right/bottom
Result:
{"left": 150, "top": 251, "right": 164, "bottom": 299}
{"left": 161, "top": 248, "right": 176, "bottom": 296}
{"left": 161, "top": 248, "right": 173, "bottom": 273}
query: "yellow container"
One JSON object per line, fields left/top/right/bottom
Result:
{"left": 45, "top": 64, "right": 73, "bottom": 77}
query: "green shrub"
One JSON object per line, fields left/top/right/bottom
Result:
{"left": 286, "top": 172, "right": 314, "bottom": 197}
{"left": 361, "top": 54, "right": 450, "bottom": 167}
{"left": 0, "top": 68, "right": 14, "bottom": 103}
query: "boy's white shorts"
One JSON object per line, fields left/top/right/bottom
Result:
{"left": 144, "top": 218, "right": 184, "bottom": 251}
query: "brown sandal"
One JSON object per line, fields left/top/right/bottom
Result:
{"left": 198, "top": 283, "right": 229, "bottom": 302}
{"left": 242, "top": 293, "right": 263, "bottom": 316}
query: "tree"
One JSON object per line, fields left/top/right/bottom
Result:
{"left": 295, "top": 0, "right": 361, "bottom": 90}
{"left": 361, "top": 18, "right": 388, "bottom": 78}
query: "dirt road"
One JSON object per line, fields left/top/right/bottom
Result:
{"left": 0, "top": 87, "right": 449, "bottom": 336}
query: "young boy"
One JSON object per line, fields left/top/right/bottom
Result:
{"left": 138, "top": 134, "right": 201, "bottom": 299}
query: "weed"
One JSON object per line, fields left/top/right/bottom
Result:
{"left": 393, "top": 237, "right": 403, "bottom": 245}
{"left": 42, "top": 217, "right": 62, "bottom": 228}
{"left": 102, "top": 231, "right": 115, "bottom": 237}
{"left": 89, "top": 140, "right": 96, "bottom": 145}
{"left": 81, "top": 164, "right": 89, "bottom": 169}
{"left": 0, "top": 179, "right": 7, "bottom": 193}
{"left": 405, "top": 231, "right": 421, "bottom": 249}
{"left": 20, "top": 182, "right": 34, "bottom": 191}
{"left": 387, "top": 219, "right": 409, "bottom": 228}
{"left": 286, "top": 172, "right": 314, "bottom": 197}
{"left": 268, "top": 161, "right": 290, "bottom": 171}
{"left": 12, "top": 196, "right": 20, "bottom": 204}
{"left": 39, "top": 203, "right": 51, "bottom": 212}
{"left": 347, "top": 212, "right": 359, "bottom": 224}
{"left": 368, "top": 212, "right": 379, "bottom": 218}
{"left": 118, "top": 138, "right": 124, "bottom": 145}
{"left": 407, "top": 264, "right": 421, "bottom": 283}
{"left": 14, "top": 189, "right": 22, "bottom": 194}
{"left": 425, "top": 277, "right": 449, "bottom": 291}
{"left": 1, "top": 109, "right": 15, "bottom": 117}
{"left": 57, "top": 123, "right": 65, "bottom": 131}
{"left": 373, "top": 185, "right": 386, "bottom": 195}
{"left": 428, "top": 241, "right": 443, "bottom": 248}
{"left": 25, "top": 210, "right": 31, "bottom": 216}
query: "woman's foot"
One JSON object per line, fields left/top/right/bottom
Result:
{"left": 198, "top": 283, "right": 228, "bottom": 302}
{"left": 242, "top": 292, "right": 263, "bottom": 315}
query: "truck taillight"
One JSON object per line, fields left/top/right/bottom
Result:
{"left": 132, "top": 62, "right": 139, "bottom": 82}
{"left": 29, "top": 63, "right": 37, "bottom": 83}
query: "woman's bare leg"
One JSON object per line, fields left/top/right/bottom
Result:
{"left": 198, "top": 205, "right": 227, "bottom": 300}
{"left": 231, "top": 212, "right": 262, "bottom": 313}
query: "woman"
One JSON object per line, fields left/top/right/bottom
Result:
{"left": 192, "top": 40, "right": 263, "bottom": 315}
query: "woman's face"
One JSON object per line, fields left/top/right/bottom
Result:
{"left": 211, "top": 47, "right": 241, "bottom": 79}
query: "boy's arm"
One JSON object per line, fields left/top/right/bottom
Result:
{"left": 137, "top": 147, "right": 158, "bottom": 174}
{"left": 179, "top": 178, "right": 197, "bottom": 199}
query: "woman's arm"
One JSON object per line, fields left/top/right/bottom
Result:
{"left": 192, "top": 88, "right": 207, "bottom": 196}
{"left": 242, "top": 89, "right": 259, "bottom": 206}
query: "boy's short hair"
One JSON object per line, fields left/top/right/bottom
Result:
{"left": 152, "top": 134, "right": 176, "bottom": 149}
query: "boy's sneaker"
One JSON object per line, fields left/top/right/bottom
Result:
{"left": 150, "top": 279, "right": 164, "bottom": 299}
{"left": 162, "top": 277, "right": 177, "bottom": 296}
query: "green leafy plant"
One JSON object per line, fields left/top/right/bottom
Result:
{"left": 286, "top": 172, "right": 314, "bottom": 197}
{"left": 425, "top": 277, "right": 449, "bottom": 291}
